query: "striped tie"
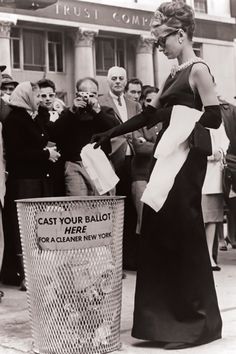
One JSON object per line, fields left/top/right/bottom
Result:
{"left": 117, "top": 96, "right": 122, "bottom": 106}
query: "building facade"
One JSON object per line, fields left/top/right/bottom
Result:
{"left": 0, "top": 0, "right": 235, "bottom": 104}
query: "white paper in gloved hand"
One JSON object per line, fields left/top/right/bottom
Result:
{"left": 80, "top": 143, "right": 119, "bottom": 195}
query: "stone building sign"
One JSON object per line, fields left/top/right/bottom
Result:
{"left": 0, "top": 0, "right": 153, "bottom": 31}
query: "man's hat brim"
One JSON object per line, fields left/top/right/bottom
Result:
{"left": 1, "top": 80, "right": 18, "bottom": 88}
{"left": 0, "top": 65, "right": 6, "bottom": 72}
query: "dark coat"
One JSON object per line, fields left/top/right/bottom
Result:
{"left": 0, "top": 98, "right": 11, "bottom": 122}
{"left": 1, "top": 106, "right": 53, "bottom": 285}
{"left": 3, "top": 107, "right": 51, "bottom": 179}
{"left": 48, "top": 105, "right": 119, "bottom": 162}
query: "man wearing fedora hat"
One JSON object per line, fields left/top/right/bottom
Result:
{"left": 1, "top": 73, "right": 18, "bottom": 103}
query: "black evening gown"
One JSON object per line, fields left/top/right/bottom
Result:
{"left": 132, "top": 64, "right": 222, "bottom": 346}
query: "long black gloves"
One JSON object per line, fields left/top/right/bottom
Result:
{"left": 91, "top": 104, "right": 221, "bottom": 149}
{"left": 140, "top": 105, "right": 221, "bottom": 129}
{"left": 198, "top": 105, "right": 221, "bottom": 128}
{"left": 91, "top": 105, "right": 173, "bottom": 148}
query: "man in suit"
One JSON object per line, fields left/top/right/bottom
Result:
{"left": 124, "top": 77, "right": 143, "bottom": 103}
{"left": 99, "top": 66, "right": 142, "bottom": 270}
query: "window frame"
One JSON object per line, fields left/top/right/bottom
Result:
{"left": 193, "top": 42, "right": 203, "bottom": 58}
{"left": 22, "top": 28, "right": 46, "bottom": 72}
{"left": 46, "top": 30, "right": 65, "bottom": 73}
{"left": 10, "top": 26, "right": 65, "bottom": 73}
{"left": 194, "top": 0, "right": 208, "bottom": 14}
{"left": 10, "top": 27, "right": 21, "bottom": 70}
{"left": 95, "top": 35, "right": 127, "bottom": 76}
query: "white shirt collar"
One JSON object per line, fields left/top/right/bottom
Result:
{"left": 109, "top": 90, "right": 124, "bottom": 101}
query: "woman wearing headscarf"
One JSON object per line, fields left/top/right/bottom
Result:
{"left": 92, "top": 1, "right": 222, "bottom": 349}
{"left": 1, "top": 81, "right": 60, "bottom": 289}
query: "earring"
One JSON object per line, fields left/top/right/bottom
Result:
{"left": 179, "top": 39, "right": 183, "bottom": 44}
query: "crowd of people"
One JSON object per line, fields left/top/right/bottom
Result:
{"left": 1, "top": 0, "right": 236, "bottom": 349}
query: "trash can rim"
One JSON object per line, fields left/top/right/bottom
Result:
{"left": 15, "top": 195, "right": 126, "bottom": 203}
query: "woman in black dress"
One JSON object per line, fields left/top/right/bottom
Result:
{"left": 92, "top": 1, "right": 222, "bottom": 349}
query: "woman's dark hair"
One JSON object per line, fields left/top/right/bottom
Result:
{"left": 151, "top": 1, "right": 195, "bottom": 40}
{"left": 142, "top": 85, "right": 159, "bottom": 99}
{"left": 140, "top": 85, "right": 159, "bottom": 102}
{"left": 140, "top": 85, "right": 159, "bottom": 109}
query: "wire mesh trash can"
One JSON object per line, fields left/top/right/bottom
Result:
{"left": 16, "top": 196, "right": 125, "bottom": 354}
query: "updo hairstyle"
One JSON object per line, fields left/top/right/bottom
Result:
{"left": 151, "top": 1, "right": 195, "bottom": 40}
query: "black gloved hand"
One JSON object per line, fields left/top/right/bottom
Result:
{"left": 91, "top": 127, "right": 115, "bottom": 149}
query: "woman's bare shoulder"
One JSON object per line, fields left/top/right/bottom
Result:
{"left": 191, "top": 62, "right": 212, "bottom": 80}
{"left": 190, "top": 62, "right": 213, "bottom": 90}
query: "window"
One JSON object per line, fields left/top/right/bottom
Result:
{"left": 116, "top": 39, "right": 125, "bottom": 68}
{"left": 95, "top": 37, "right": 126, "bottom": 75}
{"left": 193, "top": 42, "right": 202, "bottom": 57}
{"left": 10, "top": 27, "right": 64, "bottom": 72}
{"left": 194, "top": 0, "right": 207, "bottom": 13}
{"left": 10, "top": 27, "right": 20, "bottom": 69}
{"left": 48, "top": 31, "right": 63, "bottom": 72}
{"left": 23, "top": 29, "right": 45, "bottom": 71}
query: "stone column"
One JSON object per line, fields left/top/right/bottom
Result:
{"left": 136, "top": 36, "right": 155, "bottom": 86}
{"left": 233, "top": 38, "right": 236, "bottom": 103}
{"left": 153, "top": 46, "right": 159, "bottom": 88}
{"left": 234, "top": 39, "right": 236, "bottom": 79}
{"left": 0, "top": 21, "right": 14, "bottom": 73}
{"left": 72, "top": 28, "right": 98, "bottom": 82}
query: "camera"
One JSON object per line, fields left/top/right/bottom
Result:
{"left": 75, "top": 91, "right": 95, "bottom": 102}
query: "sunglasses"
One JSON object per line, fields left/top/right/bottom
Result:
{"left": 40, "top": 93, "right": 56, "bottom": 99}
{"left": 145, "top": 98, "right": 152, "bottom": 103}
{"left": 154, "top": 29, "right": 179, "bottom": 48}
{"left": 2, "top": 86, "right": 15, "bottom": 92}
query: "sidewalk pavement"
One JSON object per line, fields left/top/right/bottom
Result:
{"left": 0, "top": 248, "right": 236, "bottom": 354}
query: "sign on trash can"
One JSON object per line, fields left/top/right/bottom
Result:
{"left": 16, "top": 196, "right": 125, "bottom": 354}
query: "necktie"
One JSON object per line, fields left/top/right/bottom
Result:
{"left": 117, "top": 96, "right": 122, "bottom": 106}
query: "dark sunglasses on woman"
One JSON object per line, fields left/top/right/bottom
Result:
{"left": 154, "top": 29, "right": 179, "bottom": 48}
